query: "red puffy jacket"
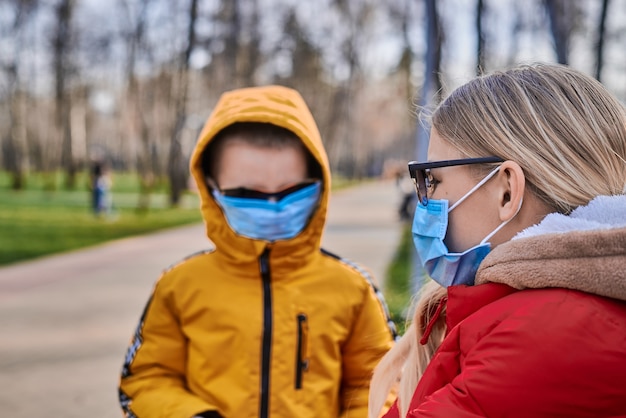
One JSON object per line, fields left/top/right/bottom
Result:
{"left": 384, "top": 283, "right": 626, "bottom": 417}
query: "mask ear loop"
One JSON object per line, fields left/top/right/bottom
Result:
{"left": 480, "top": 197, "right": 524, "bottom": 245}
{"left": 448, "top": 165, "right": 502, "bottom": 212}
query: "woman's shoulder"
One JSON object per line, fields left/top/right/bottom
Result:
{"left": 458, "top": 286, "right": 626, "bottom": 350}
{"left": 494, "top": 286, "right": 626, "bottom": 316}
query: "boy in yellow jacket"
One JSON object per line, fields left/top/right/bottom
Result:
{"left": 118, "top": 85, "right": 396, "bottom": 418}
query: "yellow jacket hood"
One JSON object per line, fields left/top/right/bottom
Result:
{"left": 189, "top": 85, "right": 331, "bottom": 269}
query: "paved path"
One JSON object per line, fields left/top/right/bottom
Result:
{"left": 0, "top": 179, "right": 403, "bottom": 418}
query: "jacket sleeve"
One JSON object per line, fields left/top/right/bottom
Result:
{"left": 339, "top": 280, "right": 396, "bottom": 418}
{"left": 118, "top": 277, "right": 218, "bottom": 418}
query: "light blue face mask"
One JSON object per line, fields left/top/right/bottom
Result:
{"left": 212, "top": 181, "right": 321, "bottom": 242}
{"left": 412, "top": 166, "right": 520, "bottom": 287}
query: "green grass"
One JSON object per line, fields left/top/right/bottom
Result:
{"left": 0, "top": 171, "right": 362, "bottom": 267}
{"left": 0, "top": 171, "right": 202, "bottom": 266}
{"left": 331, "top": 176, "right": 361, "bottom": 191}
{"left": 383, "top": 224, "right": 428, "bottom": 335}
{"left": 0, "top": 170, "right": 171, "bottom": 193}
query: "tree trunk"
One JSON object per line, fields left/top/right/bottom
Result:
{"left": 53, "top": 0, "right": 77, "bottom": 189}
{"left": 238, "top": 0, "right": 260, "bottom": 85}
{"left": 120, "top": 0, "right": 154, "bottom": 211}
{"left": 415, "top": 0, "right": 442, "bottom": 162}
{"left": 476, "top": 0, "right": 485, "bottom": 75}
{"left": 595, "top": 0, "right": 610, "bottom": 81}
{"left": 8, "top": 90, "right": 28, "bottom": 190}
{"left": 168, "top": 0, "right": 198, "bottom": 207}
{"left": 60, "top": 98, "right": 76, "bottom": 188}
{"left": 218, "top": 0, "right": 241, "bottom": 89}
{"left": 544, "top": 0, "right": 570, "bottom": 64}
{"left": 412, "top": 0, "right": 443, "bottom": 294}
{"left": 323, "top": 87, "right": 348, "bottom": 174}
{"left": 137, "top": 112, "right": 154, "bottom": 212}
{"left": 4, "top": 0, "right": 39, "bottom": 190}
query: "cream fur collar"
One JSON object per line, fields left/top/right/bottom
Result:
{"left": 514, "top": 195, "right": 626, "bottom": 239}
{"left": 476, "top": 195, "right": 626, "bottom": 302}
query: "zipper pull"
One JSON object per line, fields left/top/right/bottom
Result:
{"left": 296, "top": 313, "right": 309, "bottom": 389}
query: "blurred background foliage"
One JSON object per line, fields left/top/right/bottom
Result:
{"left": 1, "top": 0, "right": 624, "bottom": 204}
{"left": 1, "top": 0, "right": 624, "bottom": 267}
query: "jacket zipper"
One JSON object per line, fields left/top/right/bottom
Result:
{"left": 259, "top": 248, "right": 272, "bottom": 418}
{"left": 295, "top": 313, "right": 309, "bottom": 389}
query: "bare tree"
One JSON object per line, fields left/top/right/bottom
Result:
{"left": 6, "top": 81, "right": 29, "bottom": 190}
{"left": 388, "top": 0, "right": 417, "bottom": 111}
{"left": 237, "top": 0, "right": 261, "bottom": 85}
{"left": 168, "top": 0, "right": 198, "bottom": 206}
{"left": 52, "top": 0, "right": 78, "bottom": 188}
{"left": 276, "top": 8, "right": 330, "bottom": 124}
{"left": 6, "top": 0, "right": 626, "bottom": 192}
{"left": 595, "top": 0, "right": 610, "bottom": 81}
{"left": 323, "top": 0, "right": 373, "bottom": 177}
{"left": 2, "top": 1, "right": 39, "bottom": 189}
{"left": 118, "top": 0, "right": 157, "bottom": 210}
{"left": 415, "top": 0, "right": 442, "bottom": 161}
{"left": 544, "top": 0, "right": 572, "bottom": 64}
{"left": 378, "top": 0, "right": 418, "bottom": 163}
{"left": 207, "top": 0, "right": 242, "bottom": 90}
{"left": 476, "top": 0, "right": 486, "bottom": 75}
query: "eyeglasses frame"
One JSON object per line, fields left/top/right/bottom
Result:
{"left": 408, "top": 156, "right": 505, "bottom": 205}
{"left": 206, "top": 177, "right": 320, "bottom": 202}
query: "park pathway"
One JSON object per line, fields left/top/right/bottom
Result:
{"left": 0, "top": 179, "right": 403, "bottom": 418}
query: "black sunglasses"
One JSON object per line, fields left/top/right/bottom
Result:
{"left": 220, "top": 180, "right": 318, "bottom": 201}
{"left": 408, "top": 157, "right": 504, "bottom": 206}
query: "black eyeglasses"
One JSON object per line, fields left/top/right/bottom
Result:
{"left": 219, "top": 180, "right": 319, "bottom": 201}
{"left": 408, "top": 157, "right": 504, "bottom": 206}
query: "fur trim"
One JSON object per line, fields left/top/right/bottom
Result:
{"left": 514, "top": 195, "right": 626, "bottom": 239}
{"left": 476, "top": 195, "right": 626, "bottom": 302}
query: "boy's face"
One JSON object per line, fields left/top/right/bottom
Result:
{"left": 216, "top": 138, "right": 309, "bottom": 195}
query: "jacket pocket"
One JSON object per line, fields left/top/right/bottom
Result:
{"left": 295, "top": 313, "right": 309, "bottom": 389}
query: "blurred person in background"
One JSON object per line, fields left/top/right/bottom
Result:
{"left": 395, "top": 167, "right": 417, "bottom": 222}
{"left": 90, "top": 159, "right": 112, "bottom": 216}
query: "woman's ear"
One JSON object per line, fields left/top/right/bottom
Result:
{"left": 497, "top": 161, "right": 525, "bottom": 222}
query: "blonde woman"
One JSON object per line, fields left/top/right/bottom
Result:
{"left": 370, "top": 63, "right": 626, "bottom": 418}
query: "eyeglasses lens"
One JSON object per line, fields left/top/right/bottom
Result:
{"left": 222, "top": 181, "right": 315, "bottom": 201}
{"left": 416, "top": 169, "right": 428, "bottom": 205}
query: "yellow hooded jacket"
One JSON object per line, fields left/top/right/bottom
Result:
{"left": 119, "top": 86, "right": 396, "bottom": 418}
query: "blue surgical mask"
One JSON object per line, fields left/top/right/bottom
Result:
{"left": 212, "top": 181, "right": 321, "bottom": 242}
{"left": 412, "top": 166, "right": 519, "bottom": 287}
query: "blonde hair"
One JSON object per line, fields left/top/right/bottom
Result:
{"left": 368, "top": 63, "right": 626, "bottom": 418}
{"left": 369, "top": 280, "right": 447, "bottom": 417}
{"left": 434, "top": 63, "right": 626, "bottom": 213}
